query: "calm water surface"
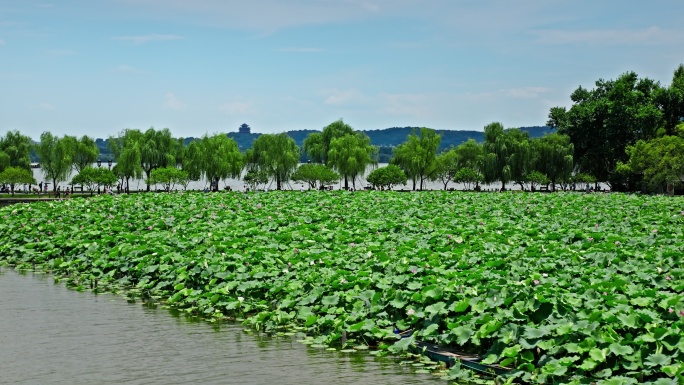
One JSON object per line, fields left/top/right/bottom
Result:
{"left": 0, "top": 268, "right": 442, "bottom": 385}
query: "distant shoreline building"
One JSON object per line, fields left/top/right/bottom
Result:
{"left": 238, "top": 123, "right": 251, "bottom": 134}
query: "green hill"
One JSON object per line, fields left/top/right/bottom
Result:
{"left": 93, "top": 126, "right": 554, "bottom": 161}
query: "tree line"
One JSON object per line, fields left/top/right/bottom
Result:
{"left": 2, "top": 64, "right": 682, "bottom": 194}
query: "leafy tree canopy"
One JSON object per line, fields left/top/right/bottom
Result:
{"left": 291, "top": 163, "right": 340, "bottom": 190}
{"left": 246, "top": 133, "right": 299, "bottom": 190}
{"left": 0, "top": 166, "right": 37, "bottom": 195}
{"left": 366, "top": 164, "right": 407, "bottom": 190}
{"left": 71, "top": 166, "right": 117, "bottom": 195}
{"left": 0, "top": 130, "right": 33, "bottom": 171}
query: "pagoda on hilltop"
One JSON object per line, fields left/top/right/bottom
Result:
{"left": 238, "top": 123, "right": 251, "bottom": 134}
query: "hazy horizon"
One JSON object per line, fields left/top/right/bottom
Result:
{"left": 1, "top": 0, "right": 682, "bottom": 140}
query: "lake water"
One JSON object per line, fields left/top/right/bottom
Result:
{"left": 27, "top": 163, "right": 511, "bottom": 192}
{"left": 0, "top": 268, "right": 443, "bottom": 385}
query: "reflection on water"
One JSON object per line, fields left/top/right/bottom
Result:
{"left": 0, "top": 268, "right": 441, "bottom": 385}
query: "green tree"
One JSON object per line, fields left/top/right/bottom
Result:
{"left": 627, "top": 135, "right": 684, "bottom": 192}
{"left": 547, "top": 71, "right": 663, "bottom": 188}
{"left": 481, "top": 122, "right": 513, "bottom": 189}
{"left": 391, "top": 127, "right": 441, "bottom": 190}
{"left": 148, "top": 167, "right": 189, "bottom": 192}
{"left": 432, "top": 148, "right": 459, "bottom": 190}
{"left": 327, "top": 132, "right": 377, "bottom": 190}
{"left": 0, "top": 151, "right": 9, "bottom": 173}
{"left": 505, "top": 129, "right": 533, "bottom": 190}
{"left": 303, "top": 119, "right": 354, "bottom": 164}
{"left": 246, "top": 133, "right": 299, "bottom": 190}
{"left": 453, "top": 168, "right": 482, "bottom": 191}
{"left": 532, "top": 133, "right": 574, "bottom": 192}
{"left": 71, "top": 167, "right": 117, "bottom": 195}
{"left": 35, "top": 132, "right": 73, "bottom": 190}
{"left": 109, "top": 129, "right": 143, "bottom": 192}
{"left": 180, "top": 140, "right": 203, "bottom": 183}
{"left": 70, "top": 135, "right": 100, "bottom": 174}
{"left": 455, "top": 139, "right": 483, "bottom": 170}
{"left": 139, "top": 128, "right": 177, "bottom": 191}
{"left": 366, "top": 164, "right": 407, "bottom": 190}
{"left": 291, "top": 163, "right": 340, "bottom": 190}
{"left": 195, "top": 134, "right": 243, "bottom": 191}
{"left": 243, "top": 169, "right": 269, "bottom": 191}
{"left": 0, "top": 166, "right": 37, "bottom": 196}
{"left": 526, "top": 171, "right": 550, "bottom": 191}
{"left": 0, "top": 130, "right": 33, "bottom": 172}
{"left": 655, "top": 64, "right": 684, "bottom": 136}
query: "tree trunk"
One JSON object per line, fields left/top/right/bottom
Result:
{"left": 145, "top": 169, "right": 151, "bottom": 191}
{"left": 276, "top": 178, "right": 282, "bottom": 190}
{"left": 344, "top": 176, "right": 348, "bottom": 190}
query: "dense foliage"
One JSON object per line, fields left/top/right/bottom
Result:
{"left": 1, "top": 192, "right": 683, "bottom": 384}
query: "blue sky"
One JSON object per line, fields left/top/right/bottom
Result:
{"left": 1, "top": 0, "right": 683, "bottom": 140}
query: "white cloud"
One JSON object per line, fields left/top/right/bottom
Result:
{"left": 113, "top": 34, "right": 183, "bottom": 45}
{"left": 163, "top": 93, "right": 186, "bottom": 110}
{"left": 218, "top": 101, "right": 253, "bottom": 114}
{"left": 323, "top": 88, "right": 367, "bottom": 105}
{"left": 277, "top": 47, "right": 323, "bottom": 53}
{"left": 531, "top": 26, "right": 684, "bottom": 45}
{"left": 39, "top": 103, "right": 56, "bottom": 110}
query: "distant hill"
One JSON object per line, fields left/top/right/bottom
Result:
{"left": 93, "top": 126, "right": 554, "bottom": 161}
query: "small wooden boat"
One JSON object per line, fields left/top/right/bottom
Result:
{"left": 397, "top": 329, "right": 512, "bottom": 377}
{"left": 412, "top": 340, "right": 511, "bottom": 376}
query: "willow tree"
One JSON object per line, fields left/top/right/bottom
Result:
{"left": 35, "top": 132, "right": 73, "bottom": 190}
{"left": 303, "top": 119, "right": 354, "bottom": 164}
{"left": 481, "top": 122, "right": 513, "bottom": 190}
{"left": 391, "top": 127, "right": 441, "bottom": 190}
{"left": 505, "top": 129, "right": 533, "bottom": 190}
{"left": 109, "top": 129, "right": 143, "bottom": 192}
{"left": 327, "top": 132, "right": 377, "bottom": 190}
{"left": 139, "top": 128, "right": 178, "bottom": 191}
{"left": 246, "top": 133, "right": 299, "bottom": 190}
{"left": 196, "top": 134, "right": 243, "bottom": 190}
{"left": 533, "top": 133, "right": 574, "bottom": 191}
{"left": 69, "top": 135, "right": 100, "bottom": 174}
{"left": 0, "top": 130, "right": 33, "bottom": 171}
{"left": 181, "top": 140, "right": 204, "bottom": 183}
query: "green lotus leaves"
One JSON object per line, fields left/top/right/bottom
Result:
{"left": 1, "top": 191, "right": 683, "bottom": 383}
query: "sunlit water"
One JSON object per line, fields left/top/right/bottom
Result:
{"left": 0, "top": 268, "right": 443, "bottom": 385}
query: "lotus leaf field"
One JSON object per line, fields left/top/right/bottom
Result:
{"left": 1, "top": 191, "right": 683, "bottom": 384}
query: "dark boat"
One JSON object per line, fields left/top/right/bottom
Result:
{"left": 412, "top": 340, "right": 511, "bottom": 376}
{"left": 397, "top": 329, "right": 511, "bottom": 377}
